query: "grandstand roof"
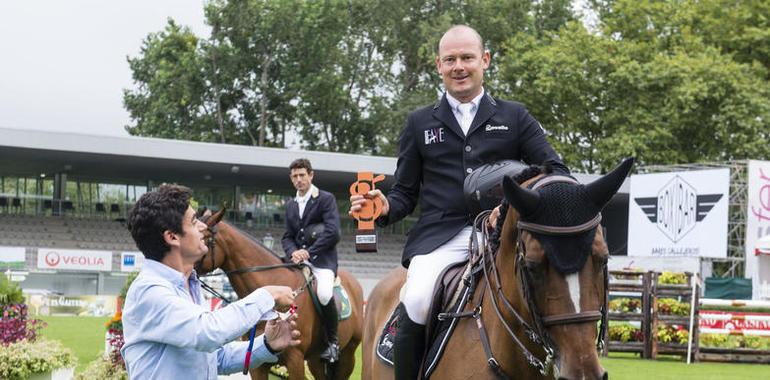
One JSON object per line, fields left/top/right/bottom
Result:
{"left": 0, "top": 127, "right": 397, "bottom": 195}
{"left": 0, "top": 127, "right": 628, "bottom": 195}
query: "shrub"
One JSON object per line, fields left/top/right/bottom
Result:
{"left": 0, "top": 339, "right": 75, "bottom": 380}
{"left": 609, "top": 297, "right": 641, "bottom": 313}
{"left": 608, "top": 323, "right": 643, "bottom": 342}
{"left": 76, "top": 356, "right": 128, "bottom": 380}
{"left": 657, "top": 298, "right": 690, "bottom": 316}
{"left": 656, "top": 324, "right": 689, "bottom": 344}
{"left": 658, "top": 271, "right": 687, "bottom": 285}
{"left": 700, "top": 334, "right": 770, "bottom": 350}
{"left": 1, "top": 303, "right": 47, "bottom": 345}
{"left": 0, "top": 276, "right": 24, "bottom": 305}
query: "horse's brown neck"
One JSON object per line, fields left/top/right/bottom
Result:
{"left": 217, "top": 222, "right": 301, "bottom": 298}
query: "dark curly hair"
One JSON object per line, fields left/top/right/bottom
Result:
{"left": 127, "top": 184, "right": 193, "bottom": 261}
{"left": 289, "top": 158, "right": 313, "bottom": 173}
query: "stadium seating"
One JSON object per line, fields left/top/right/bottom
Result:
{"left": 0, "top": 214, "right": 405, "bottom": 281}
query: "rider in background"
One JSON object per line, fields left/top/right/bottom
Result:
{"left": 350, "top": 25, "right": 568, "bottom": 380}
{"left": 122, "top": 184, "right": 300, "bottom": 379}
{"left": 282, "top": 158, "right": 342, "bottom": 363}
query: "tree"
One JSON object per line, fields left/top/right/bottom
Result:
{"left": 499, "top": 22, "right": 770, "bottom": 172}
{"left": 124, "top": 20, "right": 215, "bottom": 141}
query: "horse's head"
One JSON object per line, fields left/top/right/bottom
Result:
{"left": 195, "top": 207, "right": 226, "bottom": 275}
{"left": 501, "top": 158, "right": 633, "bottom": 380}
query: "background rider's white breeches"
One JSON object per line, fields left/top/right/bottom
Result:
{"left": 401, "top": 226, "right": 475, "bottom": 325}
{"left": 309, "top": 264, "right": 335, "bottom": 306}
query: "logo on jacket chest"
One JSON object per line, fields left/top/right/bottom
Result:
{"left": 424, "top": 127, "right": 445, "bottom": 145}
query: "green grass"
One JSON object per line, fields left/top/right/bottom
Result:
{"left": 601, "top": 353, "right": 769, "bottom": 379}
{"left": 38, "top": 316, "right": 769, "bottom": 379}
{"left": 38, "top": 316, "right": 108, "bottom": 374}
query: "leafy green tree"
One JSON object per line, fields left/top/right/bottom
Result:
{"left": 124, "top": 20, "right": 214, "bottom": 141}
{"left": 500, "top": 22, "right": 770, "bottom": 172}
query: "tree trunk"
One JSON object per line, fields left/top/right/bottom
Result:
{"left": 258, "top": 55, "right": 272, "bottom": 146}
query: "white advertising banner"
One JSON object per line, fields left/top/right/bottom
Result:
{"left": 120, "top": 251, "right": 145, "bottom": 272}
{"left": 37, "top": 248, "right": 112, "bottom": 271}
{"left": 0, "top": 246, "right": 26, "bottom": 269}
{"left": 745, "top": 160, "right": 770, "bottom": 300}
{"left": 628, "top": 169, "right": 729, "bottom": 258}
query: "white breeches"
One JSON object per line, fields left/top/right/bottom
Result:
{"left": 309, "top": 264, "right": 335, "bottom": 306}
{"left": 401, "top": 226, "right": 475, "bottom": 325}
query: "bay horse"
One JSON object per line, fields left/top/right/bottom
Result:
{"left": 195, "top": 211, "right": 364, "bottom": 380}
{"left": 363, "top": 158, "right": 633, "bottom": 380}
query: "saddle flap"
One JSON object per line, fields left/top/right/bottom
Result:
{"left": 425, "top": 261, "right": 468, "bottom": 336}
{"left": 375, "top": 260, "right": 476, "bottom": 379}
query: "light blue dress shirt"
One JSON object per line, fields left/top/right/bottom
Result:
{"left": 121, "top": 259, "right": 279, "bottom": 379}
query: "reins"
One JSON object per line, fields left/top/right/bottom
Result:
{"left": 197, "top": 222, "right": 313, "bottom": 302}
{"left": 440, "top": 175, "right": 609, "bottom": 379}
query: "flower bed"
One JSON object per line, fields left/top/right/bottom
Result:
{"left": 657, "top": 271, "right": 687, "bottom": 285}
{"left": 609, "top": 297, "right": 641, "bottom": 313}
{"left": 657, "top": 298, "right": 690, "bottom": 316}
{"left": 700, "top": 334, "right": 770, "bottom": 350}
{"left": 656, "top": 324, "right": 689, "bottom": 344}
{"left": 0, "top": 339, "right": 75, "bottom": 379}
{"left": 608, "top": 323, "right": 643, "bottom": 342}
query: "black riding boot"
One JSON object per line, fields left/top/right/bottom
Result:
{"left": 319, "top": 297, "right": 340, "bottom": 363}
{"left": 394, "top": 303, "right": 426, "bottom": 380}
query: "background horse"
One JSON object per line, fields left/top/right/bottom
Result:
{"left": 363, "top": 158, "right": 633, "bottom": 380}
{"left": 196, "top": 211, "right": 364, "bottom": 380}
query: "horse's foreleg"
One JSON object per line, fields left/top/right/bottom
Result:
{"left": 284, "top": 348, "right": 307, "bottom": 380}
{"left": 307, "top": 356, "right": 326, "bottom": 380}
{"left": 249, "top": 364, "right": 269, "bottom": 380}
{"left": 335, "top": 342, "right": 357, "bottom": 380}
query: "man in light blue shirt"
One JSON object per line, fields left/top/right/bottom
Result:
{"left": 122, "top": 184, "right": 300, "bottom": 379}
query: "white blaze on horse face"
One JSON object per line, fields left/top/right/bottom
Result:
{"left": 566, "top": 273, "right": 581, "bottom": 313}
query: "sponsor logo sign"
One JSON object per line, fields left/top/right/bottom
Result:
{"left": 120, "top": 251, "right": 144, "bottom": 272}
{"left": 745, "top": 160, "right": 770, "bottom": 299}
{"left": 628, "top": 169, "right": 729, "bottom": 257}
{"left": 699, "top": 311, "right": 770, "bottom": 332}
{"left": 37, "top": 249, "right": 112, "bottom": 271}
{"left": 0, "top": 246, "right": 25, "bottom": 269}
{"left": 25, "top": 294, "right": 117, "bottom": 317}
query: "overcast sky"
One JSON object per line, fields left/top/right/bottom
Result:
{"left": 0, "top": 1, "right": 210, "bottom": 136}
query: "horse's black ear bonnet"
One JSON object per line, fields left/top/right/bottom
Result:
{"left": 523, "top": 179, "right": 600, "bottom": 274}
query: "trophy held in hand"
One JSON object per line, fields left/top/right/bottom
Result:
{"left": 349, "top": 172, "right": 385, "bottom": 253}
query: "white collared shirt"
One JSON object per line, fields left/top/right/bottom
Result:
{"left": 446, "top": 89, "right": 485, "bottom": 136}
{"left": 295, "top": 184, "right": 317, "bottom": 218}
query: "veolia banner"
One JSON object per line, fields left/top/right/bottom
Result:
{"left": 627, "top": 169, "right": 729, "bottom": 258}
{"left": 37, "top": 248, "right": 112, "bottom": 271}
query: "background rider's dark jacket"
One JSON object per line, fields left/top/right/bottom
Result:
{"left": 377, "top": 93, "right": 569, "bottom": 267}
{"left": 282, "top": 188, "right": 340, "bottom": 274}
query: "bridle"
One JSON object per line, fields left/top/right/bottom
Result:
{"left": 196, "top": 221, "right": 310, "bottom": 303}
{"left": 451, "top": 175, "right": 608, "bottom": 379}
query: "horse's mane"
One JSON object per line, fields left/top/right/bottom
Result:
{"left": 488, "top": 165, "right": 550, "bottom": 254}
{"left": 225, "top": 222, "right": 286, "bottom": 262}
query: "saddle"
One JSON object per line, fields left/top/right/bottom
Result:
{"left": 375, "top": 259, "right": 483, "bottom": 378}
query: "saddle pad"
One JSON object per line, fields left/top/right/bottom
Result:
{"left": 334, "top": 277, "right": 352, "bottom": 321}
{"left": 375, "top": 305, "right": 402, "bottom": 366}
{"left": 303, "top": 267, "right": 351, "bottom": 320}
